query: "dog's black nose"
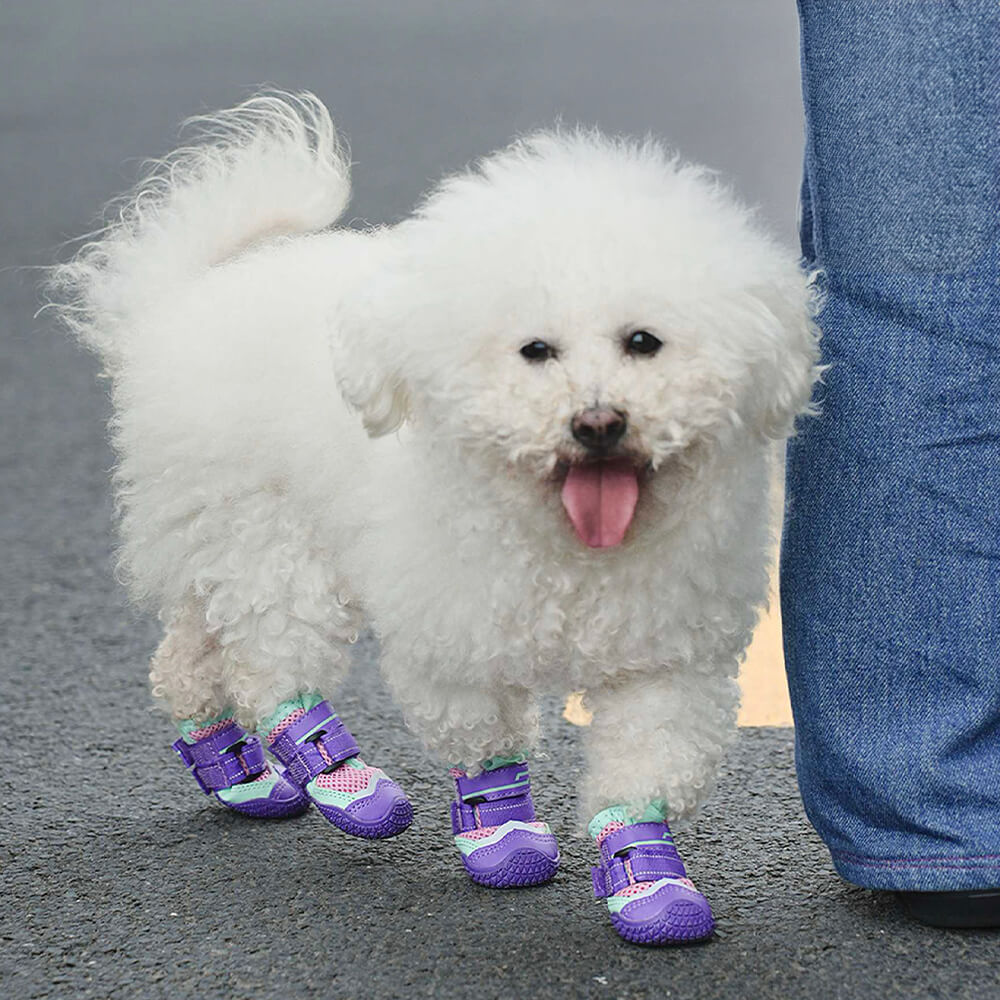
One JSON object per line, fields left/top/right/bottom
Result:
{"left": 571, "top": 407, "right": 628, "bottom": 452}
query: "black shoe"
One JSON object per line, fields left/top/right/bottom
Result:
{"left": 896, "top": 890, "right": 1000, "bottom": 929}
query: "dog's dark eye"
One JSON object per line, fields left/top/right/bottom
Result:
{"left": 520, "top": 340, "right": 555, "bottom": 362}
{"left": 625, "top": 330, "right": 663, "bottom": 356}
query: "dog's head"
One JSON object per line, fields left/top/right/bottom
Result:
{"left": 333, "top": 130, "right": 820, "bottom": 549}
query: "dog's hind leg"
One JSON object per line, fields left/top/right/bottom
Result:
{"left": 581, "top": 666, "right": 738, "bottom": 944}
{"left": 146, "top": 493, "right": 411, "bottom": 834}
{"left": 168, "top": 496, "right": 414, "bottom": 838}
{"left": 150, "top": 596, "right": 311, "bottom": 818}
{"left": 151, "top": 596, "right": 229, "bottom": 726}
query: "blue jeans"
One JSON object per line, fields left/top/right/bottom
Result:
{"left": 782, "top": 1, "right": 1000, "bottom": 890}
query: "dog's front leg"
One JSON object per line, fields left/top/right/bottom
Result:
{"left": 581, "top": 665, "right": 739, "bottom": 944}
{"left": 381, "top": 658, "right": 560, "bottom": 887}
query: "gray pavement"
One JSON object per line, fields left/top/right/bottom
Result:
{"left": 3, "top": 3, "right": 999, "bottom": 998}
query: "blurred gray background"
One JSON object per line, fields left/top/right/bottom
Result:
{"left": 2, "top": 0, "right": 804, "bottom": 266}
{"left": 9, "top": 4, "right": 998, "bottom": 1000}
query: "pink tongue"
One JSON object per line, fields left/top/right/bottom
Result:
{"left": 560, "top": 460, "right": 640, "bottom": 549}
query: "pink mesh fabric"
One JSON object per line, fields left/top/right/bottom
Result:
{"left": 266, "top": 707, "right": 307, "bottom": 743}
{"left": 596, "top": 820, "right": 626, "bottom": 846}
{"left": 188, "top": 718, "right": 236, "bottom": 741}
{"left": 459, "top": 826, "right": 499, "bottom": 840}
{"left": 617, "top": 881, "right": 655, "bottom": 897}
{"left": 313, "top": 762, "right": 376, "bottom": 793}
{"left": 613, "top": 876, "right": 696, "bottom": 898}
{"left": 457, "top": 821, "right": 549, "bottom": 840}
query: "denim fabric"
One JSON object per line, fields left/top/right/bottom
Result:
{"left": 782, "top": 1, "right": 1000, "bottom": 890}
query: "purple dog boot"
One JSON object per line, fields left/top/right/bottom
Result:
{"left": 590, "top": 806, "right": 715, "bottom": 945}
{"left": 265, "top": 696, "right": 413, "bottom": 839}
{"left": 451, "top": 761, "right": 560, "bottom": 888}
{"left": 173, "top": 717, "right": 310, "bottom": 819}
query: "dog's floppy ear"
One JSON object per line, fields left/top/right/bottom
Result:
{"left": 332, "top": 355, "right": 411, "bottom": 438}
{"left": 735, "top": 270, "right": 823, "bottom": 440}
{"left": 328, "top": 251, "right": 414, "bottom": 438}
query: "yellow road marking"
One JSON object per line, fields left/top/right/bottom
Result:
{"left": 562, "top": 584, "right": 793, "bottom": 728}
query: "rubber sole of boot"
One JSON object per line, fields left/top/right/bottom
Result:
{"left": 610, "top": 886, "right": 715, "bottom": 945}
{"left": 221, "top": 795, "right": 311, "bottom": 819}
{"left": 465, "top": 847, "right": 560, "bottom": 888}
{"left": 315, "top": 797, "right": 414, "bottom": 839}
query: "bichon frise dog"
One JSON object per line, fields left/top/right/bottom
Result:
{"left": 53, "top": 92, "right": 818, "bottom": 945}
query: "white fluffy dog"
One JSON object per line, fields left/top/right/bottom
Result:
{"left": 54, "top": 92, "right": 818, "bottom": 936}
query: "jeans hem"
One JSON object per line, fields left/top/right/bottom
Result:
{"left": 831, "top": 850, "right": 1000, "bottom": 892}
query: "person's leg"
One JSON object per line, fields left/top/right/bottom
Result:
{"left": 783, "top": 0, "right": 1000, "bottom": 899}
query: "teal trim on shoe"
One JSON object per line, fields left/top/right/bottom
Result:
{"left": 589, "top": 805, "right": 629, "bottom": 840}
{"left": 479, "top": 751, "right": 528, "bottom": 772}
{"left": 588, "top": 800, "right": 668, "bottom": 840}
{"left": 258, "top": 692, "right": 325, "bottom": 736}
{"left": 450, "top": 750, "right": 529, "bottom": 775}
{"left": 216, "top": 770, "right": 287, "bottom": 805}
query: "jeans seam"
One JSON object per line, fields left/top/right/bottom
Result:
{"left": 833, "top": 849, "right": 1000, "bottom": 869}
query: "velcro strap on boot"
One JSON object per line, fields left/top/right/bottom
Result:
{"left": 172, "top": 725, "right": 266, "bottom": 794}
{"left": 268, "top": 701, "right": 360, "bottom": 787}
{"left": 592, "top": 821, "right": 688, "bottom": 898}
{"left": 592, "top": 865, "right": 612, "bottom": 898}
{"left": 451, "top": 763, "right": 535, "bottom": 833}
{"left": 599, "top": 822, "right": 679, "bottom": 862}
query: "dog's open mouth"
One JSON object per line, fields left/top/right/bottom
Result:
{"left": 559, "top": 458, "right": 643, "bottom": 549}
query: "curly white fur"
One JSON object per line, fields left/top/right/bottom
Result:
{"left": 51, "top": 92, "right": 819, "bottom": 824}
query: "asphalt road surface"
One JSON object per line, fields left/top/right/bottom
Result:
{"left": 3, "top": 3, "right": 999, "bottom": 998}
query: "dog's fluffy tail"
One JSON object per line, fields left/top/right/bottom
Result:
{"left": 48, "top": 91, "right": 351, "bottom": 372}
